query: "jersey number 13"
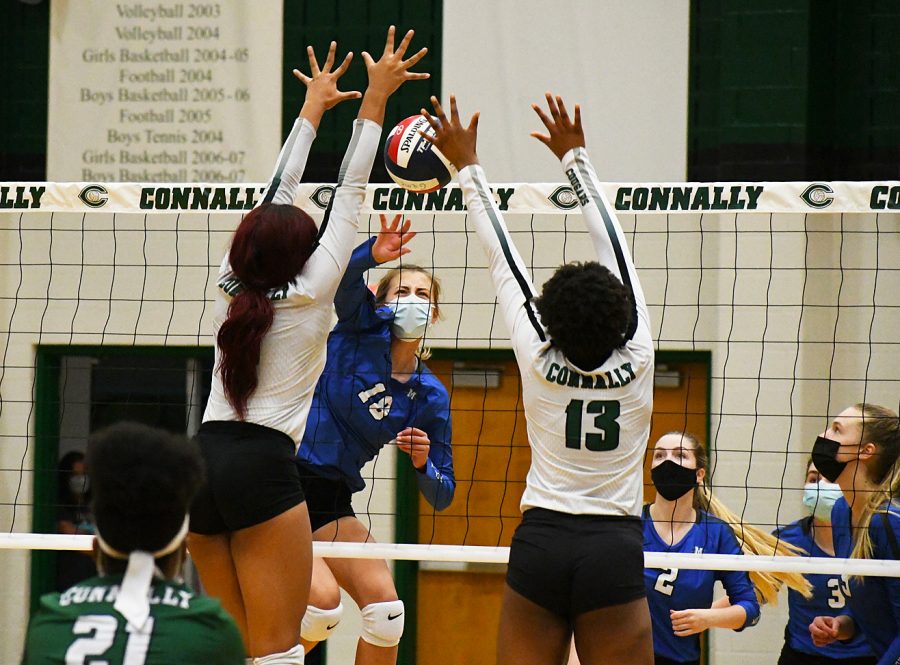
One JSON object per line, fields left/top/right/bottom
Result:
{"left": 565, "top": 399, "right": 620, "bottom": 451}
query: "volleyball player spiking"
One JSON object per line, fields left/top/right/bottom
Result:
{"left": 295, "top": 213, "right": 455, "bottom": 663}
{"left": 187, "top": 29, "right": 429, "bottom": 665}
{"left": 420, "top": 93, "right": 654, "bottom": 665}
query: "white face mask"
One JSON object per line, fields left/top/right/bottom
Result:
{"left": 387, "top": 294, "right": 432, "bottom": 340}
{"left": 802, "top": 481, "right": 843, "bottom": 522}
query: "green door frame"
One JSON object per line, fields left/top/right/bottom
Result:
{"left": 30, "top": 344, "right": 213, "bottom": 612}
{"left": 393, "top": 348, "right": 712, "bottom": 665}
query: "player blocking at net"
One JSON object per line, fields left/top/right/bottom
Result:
{"left": 420, "top": 94, "right": 654, "bottom": 665}
{"left": 187, "top": 28, "right": 429, "bottom": 665}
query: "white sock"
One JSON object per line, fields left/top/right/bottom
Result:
{"left": 253, "top": 643, "right": 304, "bottom": 665}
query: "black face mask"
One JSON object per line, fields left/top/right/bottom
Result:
{"left": 651, "top": 460, "right": 698, "bottom": 501}
{"left": 811, "top": 436, "right": 848, "bottom": 483}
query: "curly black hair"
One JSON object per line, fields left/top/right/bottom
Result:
{"left": 534, "top": 262, "right": 634, "bottom": 371}
{"left": 86, "top": 421, "right": 204, "bottom": 555}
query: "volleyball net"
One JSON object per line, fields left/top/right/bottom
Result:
{"left": 1, "top": 179, "right": 898, "bottom": 577}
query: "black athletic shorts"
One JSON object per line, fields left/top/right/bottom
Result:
{"left": 296, "top": 461, "right": 356, "bottom": 533}
{"left": 190, "top": 420, "right": 305, "bottom": 535}
{"left": 506, "top": 507, "right": 645, "bottom": 619}
{"left": 778, "top": 643, "right": 876, "bottom": 665}
{"left": 655, "top": 657, "right": 698, "bottom": 665}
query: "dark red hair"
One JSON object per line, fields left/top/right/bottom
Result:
{"left": 217, "top": 203, "right": 317, "bottom": 417}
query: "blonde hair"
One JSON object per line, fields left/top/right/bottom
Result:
{"left": 846, "top": 404, "right": 899, "bottom": 568}
{"left": 662, "top": 431, "right": 813, "bottom": 603}
{"left": 374, "top": 264, "right": 442, "bottom": 361}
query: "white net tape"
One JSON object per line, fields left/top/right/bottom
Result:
{"left": 1, "top": 179, "right": 898, "bottom": 577}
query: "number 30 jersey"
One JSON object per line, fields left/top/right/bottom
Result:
{"left": 457, "top": 148, "right": 653, "bottom": 517}
{"left": 21, "top": 574, "right": 244, "bottom": 664}
{"left": 774, "top": 517, "right": 873, "bottom": 659}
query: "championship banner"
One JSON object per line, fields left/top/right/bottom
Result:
{"left": 2, "top": 182, "right": 899, "bottom": 215}
{"left": 47, "top": 0, "right": 282, "bottom": 183}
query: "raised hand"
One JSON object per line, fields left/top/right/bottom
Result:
{"left": 371, "top": 214, "right": 416, "bottom": 264}
{"left": 419, "top": 94, "right": 480, "bottom": 170}
{"left": 359, "top": 26, "right": 429, "bottom": 125}
{"left": 531, "top": 92, "right": 586, "bottom": 160}
{"left": 294, "top": 41, "right": 360, "bottom": 129}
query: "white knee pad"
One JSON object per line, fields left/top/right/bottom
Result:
{"left": 253, "top": 643, "right": 304, "bottom": 665}
{"left": 301, "top": 603, "right": 344, "bottom": 642}
{"left": 360, "top": 599, "right": 405, "bottom": 648}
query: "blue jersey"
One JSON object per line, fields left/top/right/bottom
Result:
{"left": 298, "top": 238, "right": 455, "bottom": 510}
{"left": 831, "top": 497, "right": 900, "bottom": 665}
{"left": 643, "top": 506, "right": 760, "bottom": 663}
{"left": 774, "top": 517, "right": 873, "bottom": 659}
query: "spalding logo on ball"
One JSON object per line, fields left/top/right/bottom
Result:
{"left": 384, "top": 115, "right": 455, "bottom": 192}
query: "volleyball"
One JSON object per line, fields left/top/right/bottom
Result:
{"left": 384, "top": 114, "right": 455, "bottom": 192}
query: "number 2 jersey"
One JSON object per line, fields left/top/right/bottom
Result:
{"left": 457, "top": 148, "right": 653, "bottom": 516}
{"left": 644, "top": 507, "right": 760, "bottom": 663}
{"left": 21, "top": 574, "right": 244, "bottom": 664}
{"left": 773, "top": 517, "right": 873, "bottom": 659}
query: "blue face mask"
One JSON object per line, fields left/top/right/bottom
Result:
{"left": 387, "top": 294, "right": 432, "bottom": 340}
{"left": 802, "top": 481, "right": 843, "bottom": 522}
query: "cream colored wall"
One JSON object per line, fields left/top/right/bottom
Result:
{"left": 4, "top": 205, "right": 897, "bottom": 664}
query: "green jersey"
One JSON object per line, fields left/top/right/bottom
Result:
{"left": 22, "top": 574, "right": 244, "bottom": 665}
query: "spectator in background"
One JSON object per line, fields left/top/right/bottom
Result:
{"left": 55, "top": 450, "right": 95, "bottom": 591}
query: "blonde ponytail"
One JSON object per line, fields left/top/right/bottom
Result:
{"left": 695, "top": 483, "right": 813, "bottom": 603}
{"left": 663, "top": 431, "right": 813, "bottom": 604}
{"left": 846, "top": 404, "right": 900, "bottom": 576}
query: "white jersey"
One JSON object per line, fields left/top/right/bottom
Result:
{"left": 203, "top": 117, "right": 382, "bottom": 448}
{"left": 458, "top": 148, "right": 653, "bottom": 517}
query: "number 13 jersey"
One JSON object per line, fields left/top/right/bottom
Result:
{"left": 458, "top": 147, "right": 653, "bottom": 518}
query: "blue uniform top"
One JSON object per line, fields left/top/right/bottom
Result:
{"left": 643, "top": 506, "right": 761, "bottom": 663}
{"left": 774, "top": 517, "right": 873, "bottom": 659}
{"left": 298, "top": 238, "right": 455, "bottom": 511}
{"left": 831, "top": 497, "right": 900, "bottom": 665}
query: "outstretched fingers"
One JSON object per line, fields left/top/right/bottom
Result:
{"left": 530, "top": 130, "right": 552, "bottom": 146}
{"left": 307, "top": 45, "right": 321, "bottom": 77}
{"left": 394, "top": 28, "right": 415, "bottom": 58}
{"left": 333, "top": 50, "right": 354, "bottom": 78}
{"left": 322, "top": 41, "right": 336, "bottom": 73}
{"left": 383, "top": 25, "right": 397, "bottom": 56}
{"left": 292, "top": 68, "right": 311, "bottom": 85}
{"left": 555, "top": 95, "right": 574, "bottom": 127}
{"left": 544, "top": 92, "right": 561, "bottom": 121}
{"left": 467, "top": 110, "right": 480, "bottom": 132}
{"left": 449, "top": 95, "right": 461, "bottom": 124}
{"left": 532, "top": 102, "right": 555, "bottom": 132}
{"left": 403, "top": 45, "right": 428, "bottom": 68}
{"left": 379, "top": 213, "right": 399, "bottom": 233}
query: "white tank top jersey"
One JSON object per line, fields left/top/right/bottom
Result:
{"left": 458, "top": 148, "right": 654, "bottom": 517}
{"left": 203, "top": 117, "right": 382, "bottom": 448}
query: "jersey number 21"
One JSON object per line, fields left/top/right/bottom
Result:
{"left": 65, "top": 615, "right": 154, "bottom": 664}
{"left": 565, "top": 399, "right": 620, "bottom": 451}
